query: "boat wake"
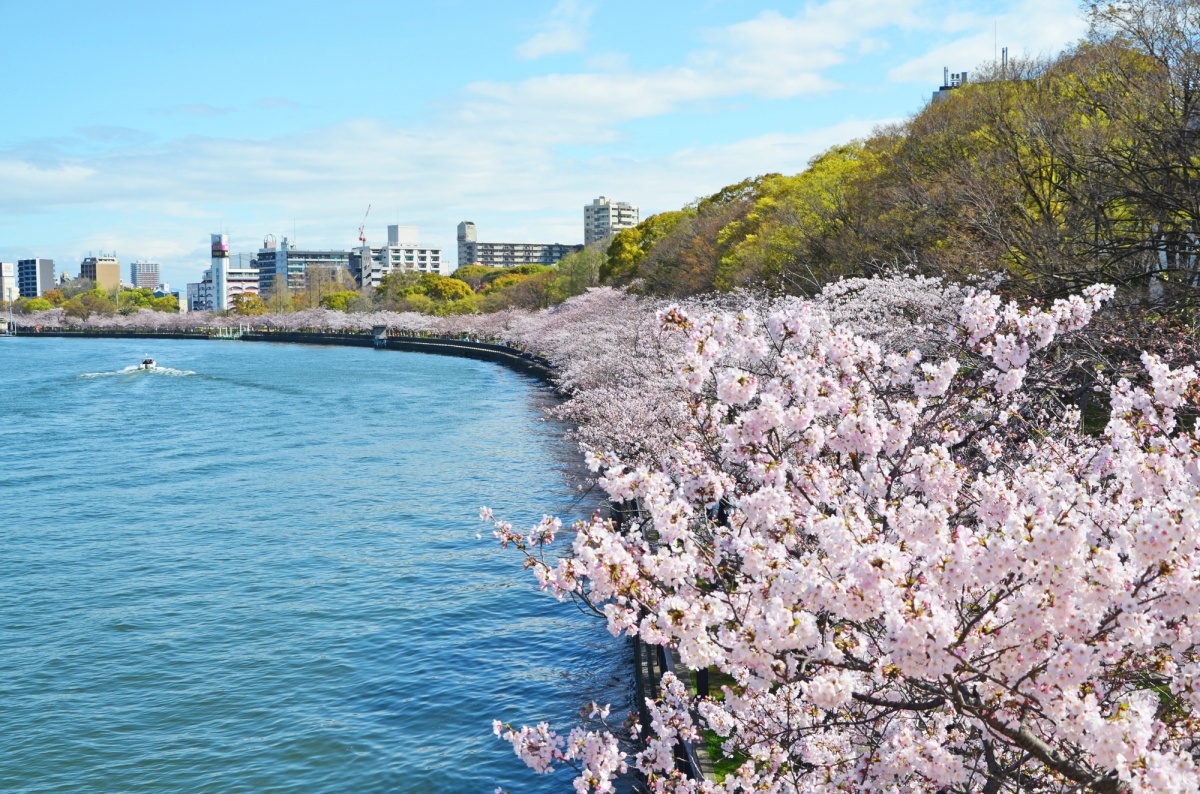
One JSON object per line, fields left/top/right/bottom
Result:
{"left": 78, "top": 365, "right": 196, "bottom": 378}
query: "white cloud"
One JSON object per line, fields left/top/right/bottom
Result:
{"left": 171, "top": 103, "right": 230, "bottom": 117}
{"left": 0, "top": 111, "right": 900, "bottom": 289}
{"left": 888, "top": 0, "right": 1086, "bottom": 83}
{"left": 516, "top": 0, "right": 592, "bottom": 60}
{"left": 463, "top": 0, "right": 921, "bottom": 139}
{"left": 473, "top": 0, "right": 922, "bottom": 136}
{"left": 0, "top": 0, "right": 1088, "bottom": 289}
{"left": 257, "top": 98, "right": 301, "bottom": 110}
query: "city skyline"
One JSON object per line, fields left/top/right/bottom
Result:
{"left": 0, "top": 0, "right": 1088, "bottom": 290}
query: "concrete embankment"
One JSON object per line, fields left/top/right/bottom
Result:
{"left": 18, "top": 328, "right": 554, "bottom": 382}
{"left": 24, "top": 329, "right": 210, "bottom": 340}
{"left": 241, "top": 332, "right": 554, "bottom": 381}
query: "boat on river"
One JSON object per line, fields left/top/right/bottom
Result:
{"left": 139, "top": 358, "right": 156, "bottom": 370}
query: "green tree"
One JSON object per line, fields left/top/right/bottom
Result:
{"left": 263, "top": 278, "right": 293, "bottom": 313}
{"left": 319, "top": 291, "right": 361, "bottom": 311}
{"left": 150, "top": 294, "right": 179, "bottom": 313}
{"left": 60, "top": 277, "right": 95, "bottom": 299}
{"left": 62, "top": 288, "right": 117, "bottom": 319}
{"left": 482, "top": 273, "right": 529, "bottom": 293}
{"left": 429, "top": 277, "right": 474, "bottom": 301}
{"left": 546, "top": 247, "right": 603, "bottom": 303}
{"left": 232, "top": 293, "right": 268, "bottom": 315}
{"left": 601, "top": 210, "right": 693, "bottom": 284}
{"left": 450, "top": 265, "right": 500, "bottom": 291}
{"left": 118, "top": 288, "right": 157, "bottom": 313}
{"left": 22, "top": 297, "right": 53, "bottom": 312}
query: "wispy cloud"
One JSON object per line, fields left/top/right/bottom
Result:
{"left": 888, "top": 0, "right": 1087, "bottom": 83}
{"left": 0, "top": 0, "right": 1087, "bottom": 286}
{"left": 77, "top": 126, "right": 154, "bottom": 145}
{"left": 516, "top": 0, "right": 593, "bottom": 60}
{"left": 257, "top": 97, "right": 301, "bottom": 110}
{"left": 170, "top": 103, "right": 230, "bottom": 117}
{"left": 478, "top": 0, "right": 922, "bottom": 137}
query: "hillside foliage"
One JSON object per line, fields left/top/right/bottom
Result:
{"left": 603, "top": 0, "right": 1200, "bottom": 313}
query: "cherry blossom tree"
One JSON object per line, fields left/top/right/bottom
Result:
{"left": 491, "top": 279, "right": 1200, "bottom": 794}
{"left": 16, "top": 271, "right": 1200, "bottom": 791}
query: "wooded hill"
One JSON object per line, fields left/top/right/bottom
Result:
{"left": 600, "top": 0, "right": 1200, "bottom": 312}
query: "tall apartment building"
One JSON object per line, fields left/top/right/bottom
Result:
{"left": 186, "top": 234, "right": 258, "bottom": 311}
{"left": 584, "top": 196, "right": 640, "bottom": 245}
{"left": 1, "top": 262, "right": 16, "bottom": 303}
{"left": 351, "top": 225, "right": 446, "bottom": 288}
{"left": 456, "top": 221, "right": 583, "bottom": 268}
{"left": 80, "top": 255, "right": 121, "bottom": 291}
{"left": 254, "top": 235, "right": 351, "bottom": 293}
{"left": 130, "top": 261, "right": 161, "bottom": 290}
{"left": 17, "top": 258, "right": 55, "bottom": 298}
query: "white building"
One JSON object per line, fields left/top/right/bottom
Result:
{"left": 130, "top": 261, "right": 161, "bottom": 290}
{"left": 0, "top": 262, "right": 16, "bottom": 303}
{"left": 186, "top": 234, "right": 259, "bottom": 311}
{"left": 584, "top": 196, "right": 640, "bottom": 245}
{"left": 254, "top": 235, "right": 353, "bottom": 294}
{"left": 456, "top": 221, "right": 583, "bottom": 268}
{"left": 351, "top": 224, "right": 446, "bottom": 288}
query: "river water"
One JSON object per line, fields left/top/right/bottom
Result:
{"left": 0, "top": 337, "right": 627, "bottom": 793}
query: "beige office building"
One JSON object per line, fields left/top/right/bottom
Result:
{"left": 81, "top": 255, "right": 121, "bottom": 291}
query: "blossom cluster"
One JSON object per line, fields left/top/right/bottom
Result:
{"left": 491, "top": 277, "right": 1200, "bottom": 794}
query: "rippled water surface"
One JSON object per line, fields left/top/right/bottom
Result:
{"left": 0, "top": 337, "right": 626, "bottom": 793}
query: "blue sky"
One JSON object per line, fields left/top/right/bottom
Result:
{"left": 0, "top": 0, "right": 1087, "bottom": 290}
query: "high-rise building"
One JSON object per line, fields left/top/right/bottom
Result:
{"left": 17, "top": 258, "right": 55, "bottom": 298}
{"left": 351, "top": 224, "right": 446, "bottom": 287}
{"left": 584, "top": 197, "right": 640, "bottom": 245}
{"left": 456, "top": 221, "right": 583, "bottom": 268}
{"left": 211, "top": 234, "right": 231, "bottom": 311}
{"left": 0, "top": 262, "right": 16, "bottom": 303}
{"left": 130, "top": 261, "right": 161, "bottom": 290}
{"left": 209, "top": 233, "right": 258, "bottom": 311}
{"left": 254, "top": 235, "right": 352, "bottom": 293}
{"left": 186, "top": 235, "right": 258, "bottom": 312}
{"left": 80, "top": 255, "right": 121, "bottom": 291}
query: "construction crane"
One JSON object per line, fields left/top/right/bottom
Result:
{"left": 357, "top": 204, "right": 371, "bottom": 247}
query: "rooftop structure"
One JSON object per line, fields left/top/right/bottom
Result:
{"left": 456, "top": 221, "right": 583, "bottom": 269}
{"left": 584, "top": 196, "right": 639, "bottom": 245}
{"left": 932, "top": 67, "right": 969, "bottom": 103}
{"left": 81, "top": 255, "right": 121, "bottom": 291}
